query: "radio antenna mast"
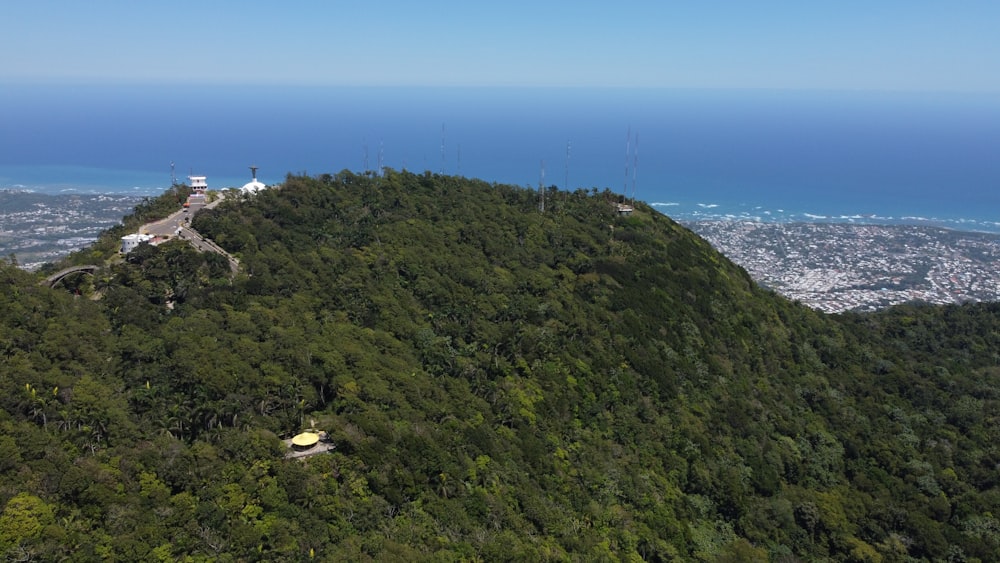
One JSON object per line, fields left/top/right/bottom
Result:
{"left": 565, "top": 140, "right": 571, "bottom": 191}
{"left": 539, "top": 159, "right": 546, "bottom": 213}
{"left": 363, "top": 138, "right": 369, "bottom": 172}
{"left": 170, "top": 161, "right": 176, "bottom": 186}
{"left": 632, "top": 132, "right": 638, "bottom": 205}
{"left": 378, "top": 139, "right": 385, "bottom": 177}
{"left": 440, "top": 123, "right": 446, "bottom": 174}
{"left": 624, "top": 126, "right": 631, "bottom": 196}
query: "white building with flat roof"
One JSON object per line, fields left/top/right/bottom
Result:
{"left": 189, "top": 175, "right": 208, "bottom": 194}
{"left": 121, "top": 233, "right": 154, "bottom": 254}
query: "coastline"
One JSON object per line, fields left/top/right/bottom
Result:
{"left": 4, "top": 186, "right": 1000, "bottom": 313}
{"left": 657, "top": 202, "right": 1000, "bottom": 236}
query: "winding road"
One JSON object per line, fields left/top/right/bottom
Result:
{"left": 142, "top": 193, "right": 239, "bottom": 272}
{"left": 43, "top": 192, "right": 240, "bottom": 287}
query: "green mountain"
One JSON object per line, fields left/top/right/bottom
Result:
{"left": 2, "top": 170, "right": 999, "bottom": 561}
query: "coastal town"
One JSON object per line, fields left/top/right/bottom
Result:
{"left": 684, "top": 220, "right": 1000, "bottom": 313}
{"left": 0, "top": 191, "right": 142, "bottom": 270}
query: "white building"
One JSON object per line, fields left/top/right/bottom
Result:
{"left": 121, "top": 233, "right": 154, "bottom": 254}
{"left": 189, "top": 175, "right": 208, "bottom": 194}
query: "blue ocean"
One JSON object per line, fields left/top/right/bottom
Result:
{"left": 2, "top": 85, "right": 999, "bottom": 231}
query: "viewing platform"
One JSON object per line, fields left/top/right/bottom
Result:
{"left": 282, "top": 430, "right": 335, "bottom": 460}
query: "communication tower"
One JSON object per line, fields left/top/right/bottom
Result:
{"left": 624, "top": 126, "right": 631, "bottom": 196}
{"left": 378, "top": 140, "right": 385, "bottom": 177}
{"left": 539, "top": 160, "right": 546, "bottom": 213}
{"left": 615, "top": 128, "right": 638, "bottom": 216}
{"left": 565, "top": 140, "right": 571, "bottom": 192}
{"left": 440, "top": 123, "right": 446, "bottom": 174}
{"left": 631, "top": 133, "right": 639, "bottom": 205}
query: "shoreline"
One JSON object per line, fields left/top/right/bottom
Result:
{"left": 6, "top": 184, "right": 1000, "bottom": 236}
{"left": 661, "top": 205, "right": 1000, "bottom": 236}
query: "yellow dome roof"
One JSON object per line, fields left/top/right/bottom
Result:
{"left": 291, "top": 431, "right": 320, "bottom": 447}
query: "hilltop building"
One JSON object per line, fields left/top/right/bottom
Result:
{"left": 184, "top": 174, "right": 208, "bottom": 210}
{"left": 120, "top": 233, "right": 154, "bottom": 253}
{"left": 189, "top": 175, "right": 208, "bottom": 195}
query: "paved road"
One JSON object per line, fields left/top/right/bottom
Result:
{"left": 176, "top": 226, "right": 240, "bottom": 273}
{"left": 140, "top": 192, "right": 229, "bottom": 237}
{"left": 141, "top": 200, "right": 204, "bottom": 237}
{"left": 139, "top": 192, "right": 239, "bottom": 273}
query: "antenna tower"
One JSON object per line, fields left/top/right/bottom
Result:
{"left": 631, "top": 132, "right": 638, "bottom": 205}
{"left": 363, "top": 138, "right": 369, "bottom": 172}
{"left": 565, "top": 140, "right": 571, "bottom": 191}
{"left": 170, "top": 161, "right": 176, "bottom": 186}
{"left": 440, "top": 123, "right": 446, "bottom": 174}
{"left": 539, "top": 160, "right": 546, "bottom": 213}
{"left": 457, "top": 143, "right": 461, "bottom": 175}
{"left": 378, "top": 140, "right": 384, "bottom": 177}
{"left": 624, "top": 126, "right": 631, "bottom": 196}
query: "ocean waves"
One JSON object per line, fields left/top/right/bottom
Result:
{"left": 653, "top": 201, "right": 1000, "bottom": 234}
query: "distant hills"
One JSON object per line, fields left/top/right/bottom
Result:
{"left": 1, "top": 170, "right": 999, "bottom": 560}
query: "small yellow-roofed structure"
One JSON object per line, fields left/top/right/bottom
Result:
{"left": 283, "top": 428, "right": 335, "bottom": 460}
{"left": 291, "top": 431, "right": 320, "bottom": 448}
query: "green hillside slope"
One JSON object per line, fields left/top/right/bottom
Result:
{"left": 1, "top": 170, "right": 998, "bottom": 561}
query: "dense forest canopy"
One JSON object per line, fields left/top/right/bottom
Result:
{"left": 1, "top": 169, "right": 999, "bottom": 561}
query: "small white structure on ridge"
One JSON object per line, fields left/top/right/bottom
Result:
{"left": 121, "top": 233, "right": 154, "bottom": 254}
{"left": 241, "top": 165, "right": 267, "bottom": 194}
{"left": 189, "top": 175, "right": 208, "bottom": 194}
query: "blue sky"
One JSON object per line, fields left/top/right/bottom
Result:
{"left": 3, "top": 1, "right": 999, "bottom": 91}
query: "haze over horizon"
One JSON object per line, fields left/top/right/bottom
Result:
{"left": 4, "top": 1, "right": 999, "bottom": 92}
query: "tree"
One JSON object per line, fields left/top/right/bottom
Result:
{"left": 0, "top": 493, "right": 55, "bottom": 554}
